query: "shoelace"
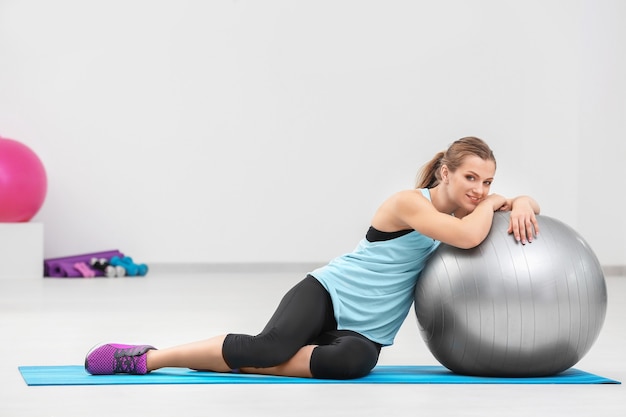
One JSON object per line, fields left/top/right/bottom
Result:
{"left": 114, "top": 354, "right": 141, "bottom": 373}
{"left": 113, "top": 347, "right": 146, "bottom": 374}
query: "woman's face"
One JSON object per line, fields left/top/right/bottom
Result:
{"left": 445, "top": 155, "right": 496, "bottom": 213}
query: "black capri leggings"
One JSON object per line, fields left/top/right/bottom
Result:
{"left": 222, "top": 275, "right": 382, "bottom": 379}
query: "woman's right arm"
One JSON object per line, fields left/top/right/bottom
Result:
{"left": 391, "top": 191, "right": 507, "bottom": 249}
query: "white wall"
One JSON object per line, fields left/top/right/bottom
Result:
{"left": 0, "top": 0, "right": 624, "bottom": 266}
{"left": 578, "top": 0, "right": 626, "bottom": 266}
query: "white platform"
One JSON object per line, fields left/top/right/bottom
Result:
{"left": 0, "top": 223, "right": 43, "bottom": 278}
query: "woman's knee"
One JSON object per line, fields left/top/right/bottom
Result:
{"left": 310, "top": 335, "right": 380, "bottom": 379}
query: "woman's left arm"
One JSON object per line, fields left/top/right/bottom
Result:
{"left": 500, "top": 196, "right": 541, "bottom": 244}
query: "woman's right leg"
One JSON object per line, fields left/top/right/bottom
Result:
{"left": 236, "top": 330, "right": 383, "bottom": 379}
{"left": 309, "top": 330, "right": 381, "bottom": 379}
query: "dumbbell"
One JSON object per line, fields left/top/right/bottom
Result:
{"left": 109, "top": 256, "right": 148, "bottom": 276}
{"left": 90, "top": 258, "right": 126, "bottom": 277}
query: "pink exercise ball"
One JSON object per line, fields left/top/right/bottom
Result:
{"left": 0, "top": 136, "right": 47, "bottom": 222}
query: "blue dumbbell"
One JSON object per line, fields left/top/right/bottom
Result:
{"left": 110, "top": 256, "right": 148, "bottom": 276}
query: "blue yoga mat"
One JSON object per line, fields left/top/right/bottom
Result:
{"left": 18, "top": 365, "right": 620, "bottom": 386}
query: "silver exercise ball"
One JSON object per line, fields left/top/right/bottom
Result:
{"left": 414, "top": 212, "right": 607, "bottom": 377}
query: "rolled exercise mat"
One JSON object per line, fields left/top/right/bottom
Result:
{"left": 44, "top": 250, "right": 124, "bottom": 277}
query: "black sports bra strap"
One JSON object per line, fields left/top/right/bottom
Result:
{"left": 366, "top": 226, "right": 413, "bottom": 242}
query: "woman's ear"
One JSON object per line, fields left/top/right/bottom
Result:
{"left": 440, "top": 165, "right": 449, "bottom": 184}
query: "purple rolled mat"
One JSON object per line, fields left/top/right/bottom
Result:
{"left": 44, "top": 250, "right": 124, "bottom": 277}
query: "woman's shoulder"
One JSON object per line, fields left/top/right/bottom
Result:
{"left": 388, "top": 189, "right": 432, "bottom": 208}
{"left": 372, "top": 189, "right": 433, "bottom": 231}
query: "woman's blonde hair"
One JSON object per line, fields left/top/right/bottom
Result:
{"left": 415, "top": 137, "right": 496, "bottom": 189}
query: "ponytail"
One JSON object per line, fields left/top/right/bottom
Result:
{"left": 416, "top": 151, "right": 444, "bottom": 189}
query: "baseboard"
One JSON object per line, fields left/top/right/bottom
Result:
{"left": 148, "top": 262, "right": 325, "bottom": 274}
{"left": 602, "top": 265, "right": 626, "bottom": 277}
{"left": 148, "top": 263, "right": 626, "bottom": 276}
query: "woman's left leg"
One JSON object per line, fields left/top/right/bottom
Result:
{"left": 89, "top": 275, "right": 335, "bottom": 376}
{"left": 146, "top": 335, "right": 231, "bottom": 373}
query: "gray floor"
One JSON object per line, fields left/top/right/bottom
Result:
{"left": 1, "top": 270, "right": 624, "bottom": 417}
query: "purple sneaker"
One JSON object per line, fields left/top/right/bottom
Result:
{"left": 85, "top": 343, "right": 156, "bottom": 375}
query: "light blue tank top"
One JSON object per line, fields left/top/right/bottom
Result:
{"left": 310, "top": 188, "right": 440, "bottom": 346}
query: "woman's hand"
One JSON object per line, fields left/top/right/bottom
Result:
{"left": 501, "top": 196, "right": 540, "bottom": 244}
{"left": 483, "top": 193, "right": 508, "bottom": 212}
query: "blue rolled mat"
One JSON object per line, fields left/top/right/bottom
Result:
{"left": 18, "top": 365, "right": 620, "bottom": 386}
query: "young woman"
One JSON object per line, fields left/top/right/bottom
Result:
{"left": 85, "top": 136, "right": 540, "bottom": 379}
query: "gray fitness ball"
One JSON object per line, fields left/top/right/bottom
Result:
{"left": 414, "top": 212, "right": 607, "bottom": 377}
